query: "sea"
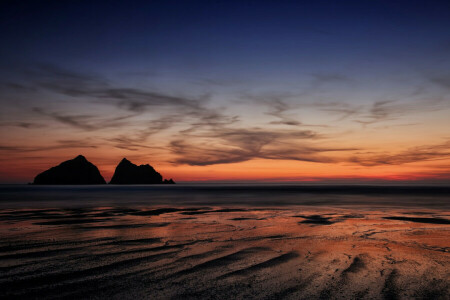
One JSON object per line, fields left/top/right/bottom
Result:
{"left": 0, "top": 184, "right": 449, "bottom": 209}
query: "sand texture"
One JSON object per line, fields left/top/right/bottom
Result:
{"left": 0, "top": 206, "right": 449, "bottom": 299}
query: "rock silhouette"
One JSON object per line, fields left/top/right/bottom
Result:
{"left": 110, "top": 158, "right": 175, "bottom": 184}
{"left": 33, "top": 155, "right": 106, "bottom": 185}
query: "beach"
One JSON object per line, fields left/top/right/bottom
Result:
{"left": 0, "top": 186, "right": 449, "bottom": 299}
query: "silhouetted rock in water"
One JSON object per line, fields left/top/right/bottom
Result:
{"left": 163, "top": 179, "right": 175, "bottom": 184}
{"left": 110, "top": 158, "right": 175, "bottom": 184}
{"left": 33, "top": 155, "right": 106, "bottom": 185}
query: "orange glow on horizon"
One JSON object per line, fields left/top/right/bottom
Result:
{"left": 2, "top": 153, "right": 449, "bottom": 184}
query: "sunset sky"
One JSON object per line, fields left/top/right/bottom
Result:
{"left": 0, "top": 0, "right": 450, "bottom": 183}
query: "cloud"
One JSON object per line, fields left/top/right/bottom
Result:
{"left": 1, "top": 82, "right": 36, "bottom": 93}
{"left": 32, "top": 107, "right": 97, "bottom": 130}
{"left": 316, "top": 98, "right": 447, "bottom": 126}
{"left": 169, "top": 127, "right": 355, "bottom": 166}
{"left": 29, "top": 63, "right": 108, "bottom": 97}
{"left": 304, "top": 72, "right": 353, "bottom": 95}
{"left": 310, "top": 73, "right": 351, "bottom": 85}
{"left": 429, "top": 73, "right": 450, "bottom": 90}
{"left": 26, "top": 63, "right": 205, "bottom": 113}
{"left": 106, "top": 115, "right": 182, "bottom": 150}
{"left": 316, "top": 102, "right": 362, "bottom": 121}
{"left": 353, "top": 100, "right": 398, "bottom": 125}
{"left": 0, "top": 121, "right": 46, "bottom": 129}
{"left": 103, "top": 104, "right": 241, "bottom": 151}
{"left": 25, "top": 63, "right": 239, "bottom": 138}
{"left": 349, "top": 140, "right": 450, "bottom": 166}
{"left": 315, "top": 100, "right": 399, "bottom": 125}
{"left": 170, "top": 139, "right": 257, "bottom": 165}
{"left": 100, "top": 88, "right": 204, "bottom": 112}
{"left": 0, "top": 140, "right": 98, "bottom": 153}
{"left": 355, "top": 99, "right": 448, "bottom": 126}
{"left": 106, "top": 136, "right": 165, "bottom": 151}
{"left": 242, "top": 92, "right": 328, "bottom": 127}
{"left": 265, "top": 97, "right": 303, "bottom": 126}
{"left": 192, "top": 78, "right": 243, "bottom": 87}
{"left": 23, "top": 64, "right": 247, "bottom": 155}
{"left": 32, "top": 107, "right": 136, "bottom": 131}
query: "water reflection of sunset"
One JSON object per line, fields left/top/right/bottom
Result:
{"left": 1, "top": 206, "right": 448, "bottom": 298}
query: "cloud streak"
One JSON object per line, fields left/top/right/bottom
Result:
{"left": 0, "top": 140, "right": 98, "bottom": 153}
{"left": 169, "top": 126, "right": 356, "bottom": 166}
{"left": 349, "top": 140, "right": 450, "bottom": 166}
{"left": 32, "top": 107, "right": 136, "bottom": 131}
{"left": 28, "top": 64, "right": 205, "bottom": 113}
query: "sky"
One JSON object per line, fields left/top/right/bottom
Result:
{"left": 0, "top": 0, "right": 450, "bottom": 184}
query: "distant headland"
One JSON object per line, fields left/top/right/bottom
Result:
{"left": 32, "top": 155, "right": 175, "bottom": 185}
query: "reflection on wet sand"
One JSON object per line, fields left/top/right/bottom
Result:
{"left": 0, "top": 206, "right": 449, "bottom": 299}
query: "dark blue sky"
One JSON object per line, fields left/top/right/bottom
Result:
{"left": 2, "top": 0, "right": 450, "bottom": 82}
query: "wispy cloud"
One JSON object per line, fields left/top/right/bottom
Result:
{"left": 1, "top": 82, "right": 36, "bottom": 93}
{"left": 353, "top": 100, "right": 398, "bottom": 125}
{"left": 32, "top": 107, "right": 135, "bottom": 131}
{"left": 169, "top": 126, "right": 356, "bottom": 166}
{"left": 265, "top": 97, "right": 303, "bottom": 126}
{"left": 242, "top": 92, "right": 329, "bottom": 127}
{"left": 429, "top": 73, "right": 450, "bottom": 90}
{"left": 27, "top": 64, "right": 205, "bottom": 113}
{"left": 30, "top": 63, "right": 109, "bottom": 97}
{"left": 0, "top": 140, "right": 98, "bottom": 153}
{"left": 349, "top": 140, "right": 450, "bottom": 166}
{"left": 310, "top": 73, "right": 351, "bottom": 86}
{"left": 316, "top": 98, "right": 447, "bottom": 126}
{"left": 315, "top": 101, "right": 362, "bottom": 121}
{"left": 0, "top": 121, "right": 46, "bottom": 129}
{"left": 106, "top": 115, "right": 183, "bottom": 151}
{"left": 25, "top": 64, "right": 236, "bottom": 135}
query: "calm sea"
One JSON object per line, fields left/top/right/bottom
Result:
{"left": 0, "top": 184, "right": 449, "bottom": 209}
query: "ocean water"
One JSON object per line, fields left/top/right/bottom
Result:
{"left": 0, "top": 184, "right": 449, "bottom": 209}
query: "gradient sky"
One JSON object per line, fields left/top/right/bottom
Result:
{"left": 1, "top": 0, "right": 450, "bottom": 183}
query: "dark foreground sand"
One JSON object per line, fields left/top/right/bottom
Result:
{"left": 0, "top": 206, "right": 449, "bottom": 299}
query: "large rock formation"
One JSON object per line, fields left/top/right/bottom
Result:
{"left": 110, "top": 158, "right": 175, "bottom": 184}
{"left": 33, "top": 155, "right": 106, "bottom": 185}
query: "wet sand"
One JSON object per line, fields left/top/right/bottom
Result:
{"left": 0, "top": 206, "right": 449, "bottom": 299}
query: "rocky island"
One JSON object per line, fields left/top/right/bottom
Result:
{"left": 32, "top": 156, "right": 175, "bottom": 185}
{"left": 110, "top": 158, "right": 175, "bottom": 184}
{"left": 33, "top": 155, "right": 106, "bottom": 185}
